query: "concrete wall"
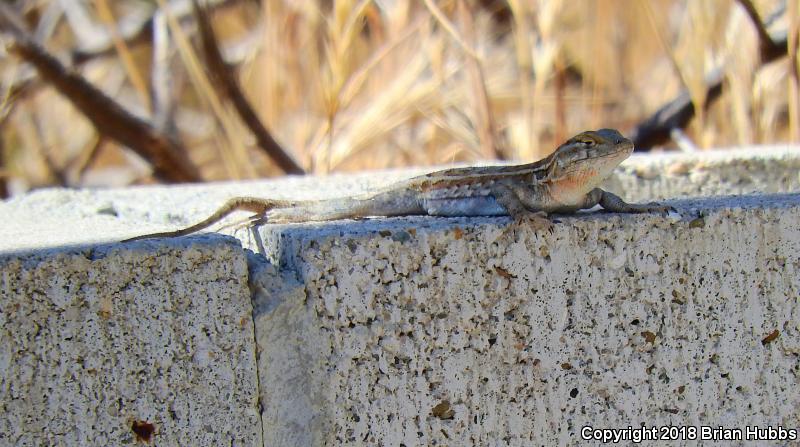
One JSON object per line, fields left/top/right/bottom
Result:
{"left": 607, "top": 145, "right": 800, "bottom": 202}
{"left": 1, "top": 146, "right": 799, "bottom": 445}
{"left": 252, "top": 194, "right": 800, "bottom": 445}
{"left": 1, "top": 241, "right": 261, "bottom": 446}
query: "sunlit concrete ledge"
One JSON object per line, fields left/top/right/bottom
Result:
{"left": 1, "top": 145, "right": 799, "bottom": 446}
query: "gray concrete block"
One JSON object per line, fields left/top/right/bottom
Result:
{"left": 252, "top": 193, "right": 800, "bottom": 446}
{"left": 249, "top": 259, "right": 328, "bottom": 446}
{"left": 0, "top": 240, "right": 261, "bottom": 446}
{"left": 605, "top": 145, "right": 800, "bottom": 202}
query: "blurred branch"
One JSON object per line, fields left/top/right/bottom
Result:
{"left": 157, "top": 0, "right": 255, "bottom": 179}
{"left": 2, "top": 0, "right": 243, "bottom": 132}
{"left": 192, "top": 0, "right": 304, "bottom": 174}
{"left": 631, "top": 25, "right": 788, "bottom": 150}
{"left": 0, "top": 3, "right": 201, "bottom": 183}
{"left": 734, "top": 0, "right": 783, "bottom": 61}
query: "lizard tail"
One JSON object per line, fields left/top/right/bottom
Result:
{"left": 122, "top": 196, "right": 293, "bottom": 242}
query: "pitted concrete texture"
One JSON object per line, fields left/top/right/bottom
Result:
{"left": 0, "top": 240, "right": 261, "bottom": 446}
{"left": 252, "top": 194, "right": 800, "bottom": 446}
{"left": 605, "top": 145, "right": 800, "bottom": 202}
{"left": 249, "top": 258, "right": 328, "bottom": 446}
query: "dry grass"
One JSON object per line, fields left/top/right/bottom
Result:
{"left": 0, "top": 0, "right": 796, "bottom": 194}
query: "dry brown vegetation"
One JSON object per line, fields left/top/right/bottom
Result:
{"left": 0, "top": 0, "right": 797, "bottom": 196}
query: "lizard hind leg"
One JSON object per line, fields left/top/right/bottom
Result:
{"left": 121, "top": 196, "right": 291, "bottom": 242}
{"left": 490, "top": 184, "right": 554, "bottom": 234}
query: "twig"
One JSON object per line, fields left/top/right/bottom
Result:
{"left": 0, "top": 3, "right": 201, "bottom": 182}
{"left": 456, "top": 0, "right": 503, "bottom": 159}
{"left": 733, "top": 0, "right": 783, "bottom": 60}
{"left": 192, "top": 0, "right": 304, "bottom": 174}
{"left": 631, "top": 31, "right": 788, "bottom": 150}
{"left": 2, "top": 1, "right": 240, "bottom": 134}
{"left": 156, "top": 0, "right": 253, "bottom": 179}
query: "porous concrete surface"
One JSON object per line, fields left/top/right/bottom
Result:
{"left": 607, "top": 144, "right": 800, "bottom": 202}
{"left": 0, "top": 239, "right": 261, "bottom": 446}
{"left": 252, "top": 194, "right": 800, "bottom": 446}
{"left": 1, "top": 145, "right": 799, "bottom": 446}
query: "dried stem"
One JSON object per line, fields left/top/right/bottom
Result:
{"left": 734, "top": 0, "right": 782, "bottom": 60}
{"left": 192, "top": 0, "right": 304, "bottom": 174}
{"left": 0, "top": 3, "right": 201, "bottom": 182}
{"left": 456, "top": 0, "right": 503, "bottom": 159}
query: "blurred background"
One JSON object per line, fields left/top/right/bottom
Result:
{"left": 0, "top": 0, "right": 796, "bottom": 197}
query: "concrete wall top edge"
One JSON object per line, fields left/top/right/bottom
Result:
{"left": 1, "top": 145, "right": 798, "bottom": 253}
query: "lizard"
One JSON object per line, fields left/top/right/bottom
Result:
{"left": 122, "top": 128, "right": 670, "bottom": 242}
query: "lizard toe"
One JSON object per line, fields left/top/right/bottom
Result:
{"left": 643, "top": 202, "right": 673, "bottom": 214}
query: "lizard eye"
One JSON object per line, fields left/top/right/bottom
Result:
{"left": 579, "top": 138, "right": 595, "bottom": 147}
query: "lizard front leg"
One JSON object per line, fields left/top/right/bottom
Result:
{"left": 490, "top": 184, "right": 554, "bottom": 233}
{"left": 582, "top": 188, "right": 672, "bottom": 213}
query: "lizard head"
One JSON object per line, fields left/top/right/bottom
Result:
{"left": 546, "top": 128, "right": 633, "bottom": 194}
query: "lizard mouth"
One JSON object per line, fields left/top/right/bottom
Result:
{"left": 604, "top": 139, "right": 634, "bottom": 156}
{"left": 577, "top": 139, "right": 633, "bottom": 163}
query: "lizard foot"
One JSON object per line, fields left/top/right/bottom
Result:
{"left": 642, "top": 202, "right": 676, "bottom": 214}
{"left": 217, "top": 214, "right": 265, "bottom": 232}
{"left": 514, "top": 211, "right": 554, "bottom": 234}
{"left": 611, "top": 202, "right": 675, "bottom": 214}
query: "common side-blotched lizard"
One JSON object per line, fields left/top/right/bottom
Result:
{"left": 123, "top": 129, "right": 669, "bottom": 241}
